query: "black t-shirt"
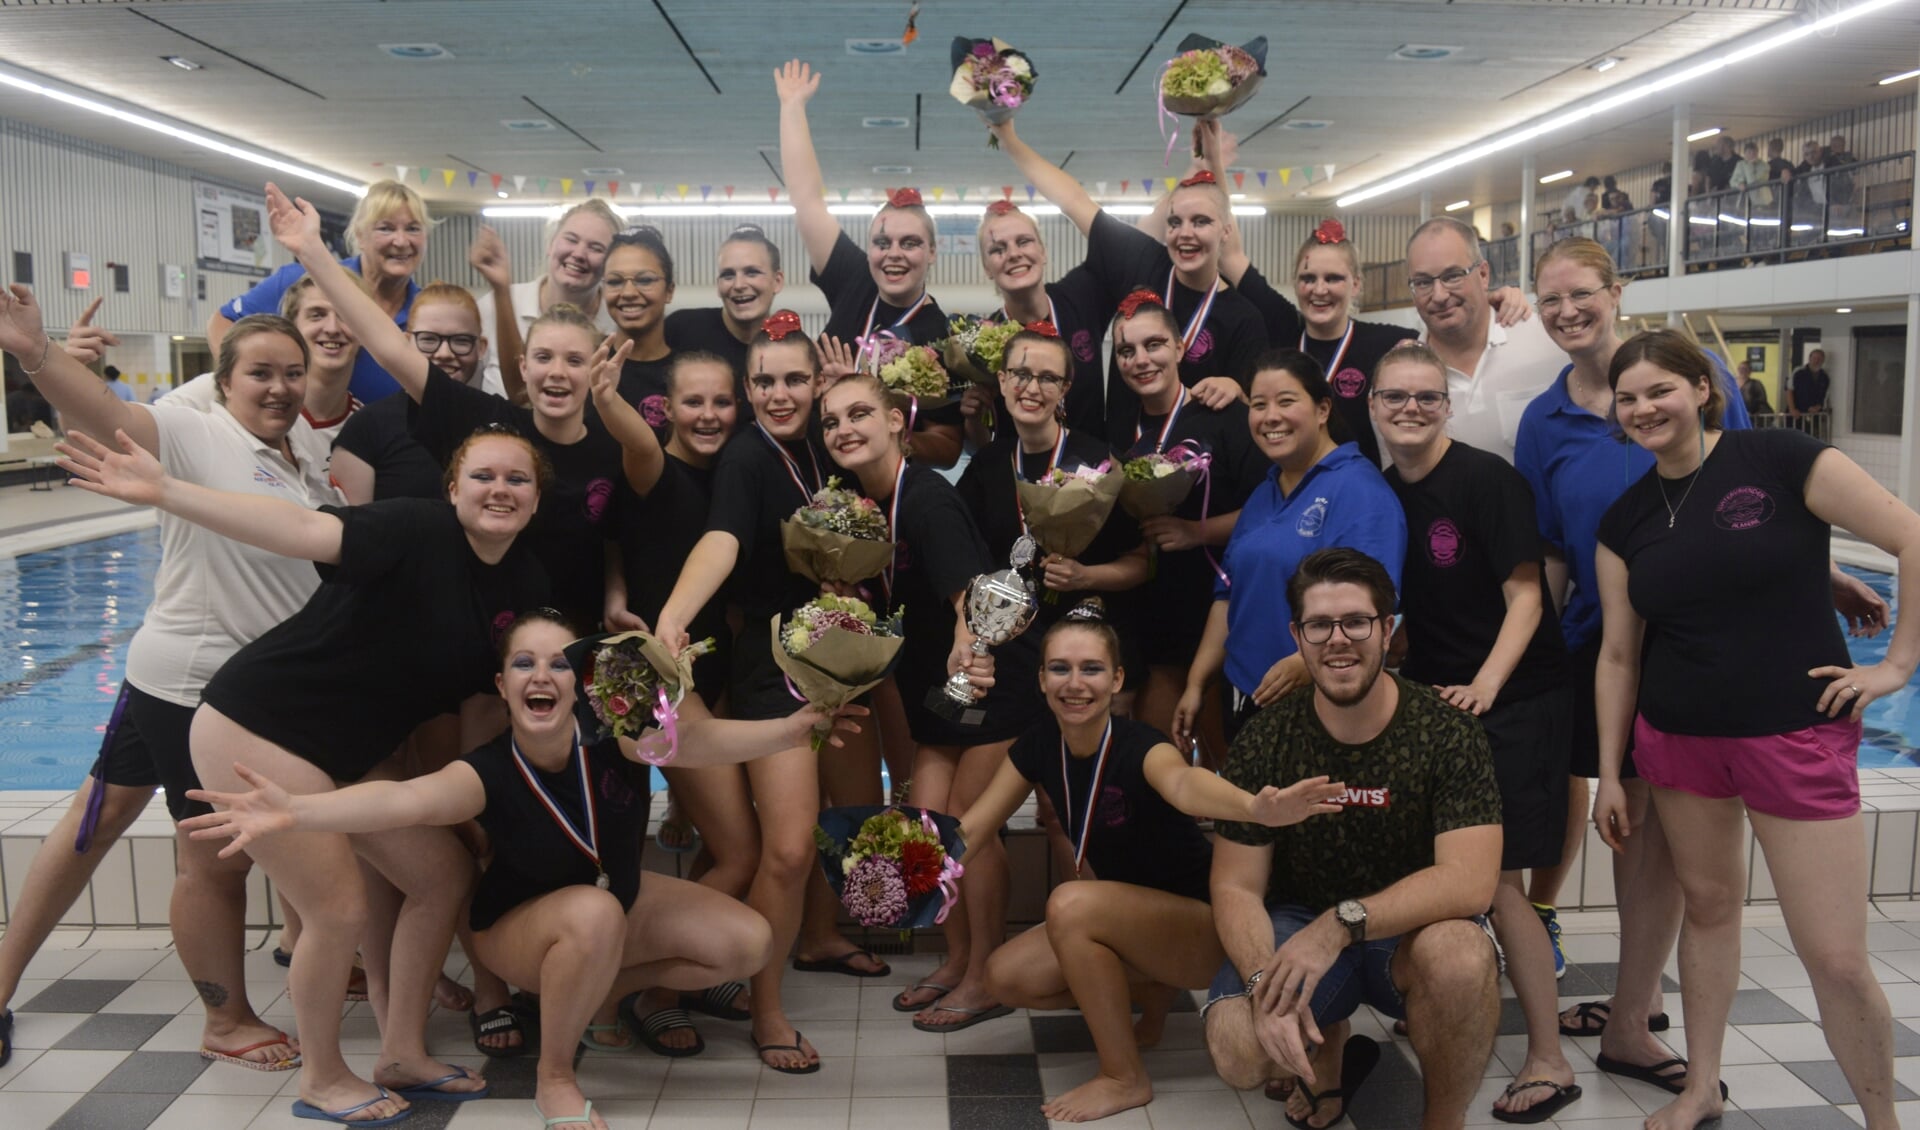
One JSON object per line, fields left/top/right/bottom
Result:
{"left": 614, "top": 354, "right": 676, "bottom": 441}
{"left": 814, "top": 231, "right": 957, "bottom": 430}
{"left": 409, "top": 364, "right": 622, "bottom": 629}
{"left": 1387, "top": 442, "right": 1566, "bottom": 698}
{"left": 1651, "top": 177, "right": 1672, "bottom": 206}
{"left": 332, "top": 392, "right": 446, "bottom": 501}
{"left": 1008, "top": 715, "right": 1212, "bottom": 900}
{"left": 616, "top": 454, "right": 724, "bottom": 637}
{"left": 201, "top": 499, "right": 550, "bottom": 782}
{"left": 1082, "top": 210, "right": 1268, "bottom": 395}
{"left": 1791, "top": 366, "right": 1831, "bottom": 412}
{"left": 706, "top": 425, "right": 830, "bottom": 619}
{"left": 1596, "top": 428, "right": 1846, "bottom": 737}
{"left": 463, "top": 732, "right": 648, "bottom": 931}
{"left": 881, "top": 463, "right": 995, "bottom": 700}
{"left": 665, "top": 307, "right": 752, "bottom": 383}
{"left": 980, "top": 267, "right": 1118, "bottom": 443}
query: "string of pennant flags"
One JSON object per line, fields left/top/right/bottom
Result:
{"left": 383, "top": 163, "right": 1340, "bottom": 203}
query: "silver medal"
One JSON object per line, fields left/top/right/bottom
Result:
{"left": 595, "top": 872, "right": 611, "bottom": 891}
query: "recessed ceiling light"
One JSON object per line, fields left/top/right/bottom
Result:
{"left": 501, "top": 119, "right": 554, "bottom": 132}
{"left": 1392, "top": 45, "right": 1462, "bottom": 62}
{"left": 1444, "top": 199, "right": 1472, "bottom": 212}
{"left": 1230, "top": 193, "right": 1247, "bottom": 200}
{"left": 161, "top": 56, "right": 203, "bottom": 72}
{"left": 1589, "top": 56, "right": 1624, "bottom": 73}
{"left": 1687, "top": 126, "right": 1723, "bottom": 141}
{"left": 171, "top": 334, "right": 186, "bottom": 341}
{"left": 380, "top": 43, "right": 453, "bottom": 61}
{"left": 862, "top": 116, "right": 911, "bottom": 129}
{"left": 1539, "top": 169, "right": 1574, "bottom": 184}
{"left": 496, "top": 190, "right": 509, "bottom": 199}
{"left": 872, "top": 164, "right": 913, "bottom": 175}
{"left": 1280, "top": 120, "right": 1332, "bottom": 131}
{"left": 1837, "top": 307, "right": 1853, "bottom": 313}
{"left": 846, "top": 39, "right": 904, "bottom": 56}
{"left": 1879, "top": 67, "right": 1920, "bottom": 85}
{"left": 581, "top": 167, "right": 624, "bottom": 178}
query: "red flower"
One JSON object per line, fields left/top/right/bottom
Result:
{"left": 609, "top": 694, "right": 631, "bottom": 717}
{"left": 899, "top": 839, "right": 943, "bottom": 897}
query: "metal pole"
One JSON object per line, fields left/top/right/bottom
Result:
{"left": 1520, "top": 154, "right": 1536, "bottom": 294}
{"left": 1897, "top": 51, "right": 1920, "bottom": 504}
{"left": 1668, "top": 103, "right": 1689, "bottom": 328}
{"left": 1420, "top": 190, "right": 1432, "bottom": 223}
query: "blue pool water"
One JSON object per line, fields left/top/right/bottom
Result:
{"left": 1, "top": 533, "right": 1916, "bottom": 787}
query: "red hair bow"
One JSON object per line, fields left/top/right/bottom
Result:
{"left": 887, "top": 187, "right": 924, "bottom": 208}
{"left": 760, "top": 310, "right": 804, "bottom": 341}
{"left": 1313, "top": 219, "right": 1347, "bottom": 245}
{"left": 1177, "top": 170, "right": 1218, "bottom": 188}
{"left": 1023, "top": 319, "right": 1059, "bottom": 338}
{"left": 985, "top": 199, "right": 1019, "bottom": 216}
{"left": 1116, "top": 289, "right": 1167, "bottom": 320}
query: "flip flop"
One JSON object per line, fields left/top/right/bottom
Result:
{"left": 1557, "top": 1000, "right": 1670, "bottom": 1037}
{"left": 272, "top": 947, "right": 293, "bottom": 968}
{"left": 754, "top": 1029, "right": 821, "bottom": 1075}
{"left": 654, "top": 810, "right": 698, "bottom": 855}
{"left": 471, "top": 1005, "right": 528, "bottom": 1059}
{"left": 543, "top": 1098, "right": 597, "bottom": 1128}
{"left": 893, "top": 980, "right": 955, "bottom": 1013}
{"left": 1284, "top": 1035, "right": 1380, "bottom": 1130}
{"left": 1490, "top": 1080, "right": 1583, "bottom": 1124}
{"left": 200, "top": 1031, "right": 301, "bottom": 1072}
{"left": 912, "top": 1003, "right": 1014, "bottom": 1033}
{"left": 628, "top": 1006, "right": 705, "bottom": 1058}
{"left": 394, "top": 1070, "right": 490, "bottom": 1102}
{"left": 1263, "top": 1077, "right": 1296, "bottom": 1102}
{"left": 682, "top": 981, "right": 752, "bottom": 1022}
{"left": 290, "top": 1086, "right": 411, "bottom": 1127}
{"left": 578, "top": 1023, "right": 638, "bottom": 1055}
{"left": 792, "top": 949, "right": 890, "bottom": 978}
{"left": 1, "top": 1009, "right": 14, "bottom": 1069}
{"left": 1595, "top": 1053, "right": 1729, "bottom": 1100}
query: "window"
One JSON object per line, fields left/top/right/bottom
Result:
{"left": 1851, "top": 326, "right": 1907, "bottom": 437}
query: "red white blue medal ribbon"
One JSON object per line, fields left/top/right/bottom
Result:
{"left": 1010, "top": 426, "right": 1069, "bottom": 537}
{"left": 1059, "top": 717, "right": 1116, "bottom": 877}
{"left": 856, "top": 291, "right": 933, "bottom": 370}
{"left": 881, "top": 456, "right": 909, "bottom": 600}
{"left": 755, "top": 421, "right": 823, "bottom": 504}
{"left": 509, "top": 722, "right": 609, "bottom": 890}
{"left": 1163, "top": 267, "right": 1218, "bottom": 357}
{"left": 1134, "top": 386, "right": 1188, "bottom": 451}
{"left": 1302, "top": 321, "right": 1355, "bottom": 380}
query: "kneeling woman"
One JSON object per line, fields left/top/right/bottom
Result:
{"left": 184, "top": 612, "right": 852, "bottom": 1128}
{"left": 962, "top": 604, "right": 1343, "bottom": 1123}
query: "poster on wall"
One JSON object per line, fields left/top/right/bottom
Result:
{"left": 193, "top": 181, "right": 271, "bottom": 278}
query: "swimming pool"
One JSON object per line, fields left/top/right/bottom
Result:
{"left": 1, "top": 532, "right": 1915, "bottom": 788}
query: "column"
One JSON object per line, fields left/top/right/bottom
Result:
{"left": 1420, "top": 190, "right": 1432, "bottom": 223}
{"left": 1667, "top": 103, "right": 1690, "bottom": 328}
{"left": 1519, "top": 154, "right": 1536, "bottom": 294}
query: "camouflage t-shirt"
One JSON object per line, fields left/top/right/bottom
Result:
{"left": 1216, "top": 676, "right": 1503, "bottom": 912}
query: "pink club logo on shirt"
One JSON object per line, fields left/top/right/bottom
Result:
{"left": 1096, "top": 784, "right": 1130, "bottom": 828}
{"left": 491, "top": 610, "right": 516, "bottom": 644}
{"left": 1427, "top": 518, "right": 1462, "bottom": 567}
{"left": 640, "top": 394, "right": 670, "bottom": 429}
{"left": 1714, "top": 486, "right": 1774, "bottom": 530}
{"left": 1070, "top": 329, "right": 1096, "bottom": 363}
{"left": 1187, "top": 329, "right": 1214, "bottom": 360}
{"left": 1331, "top": 368, "right": 1367, "bottom": 399}
{"left": 584, "top": 478, "right": 613, "bottom": 524}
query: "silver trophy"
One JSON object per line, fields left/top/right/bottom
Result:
{"left": 926, "top": 538, "right": 1041, "bottom": 726}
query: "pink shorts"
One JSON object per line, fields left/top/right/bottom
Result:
{"left": 1631, "top": 714, "right": 1862, "bottom": 820}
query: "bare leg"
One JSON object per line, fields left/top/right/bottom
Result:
{"left": 1396, "top": 919, "right": 1500, "bottom": 1129}
{"left": 170, "top": 831, "right": 292, "bottom": 1064}
{"left": 915, "top": 739, "right": 1014, "bottom": 1028}
{"left": 742, "top": 742, "right": 824, "bottom": 1070}
{"left": 898, "top": 744, "right": 968, "bottom": 1012}
{"left": 659, "top": 762, "right": 759, "bottom": 899}
{"left": 795, "top": 714, "right": 886, "bottom": 970}
{"left": 1569, "top": 778, "right": 1684, "bottom": 1071}
{"left": 872, "top": 674, "right": 915, "bottom": 803}
{"left": 1489, "top": 874, "right": 1575, "bottom": 1117}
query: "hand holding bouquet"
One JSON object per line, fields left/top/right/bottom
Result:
{"left": 566, "top": 631, "right": 715, "bottom": 764}
{"left": 1119, "top": 445, "right": 1211, "bottom": 521}
{"left": 1016, "top": 460, "right": 1123, "bottom": 559}
{"left": 941, "top": 314, "right": 1025, "bottom": 388}
{"left": 771, "top": 596, "right": 905, "bottom": 748}
{"left": 815, "top": 806, "right": 966, "bottom": 929}
{"left": 949, "top": 37, "right": 1036, "bottom": 148}
{"left": 782, "top": 476, "right": 896, "bottom": 585}
{"left": 1158, "top": 34, "right": 1267, "bottom": 162}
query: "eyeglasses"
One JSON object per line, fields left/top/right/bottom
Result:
{"left": 1369, "top": 389, "right": 1449, "bottom": 411}
{"left": 411, "top": 332, "right": 479, "bottom": 356}
{"left": 1537, "top": 288, "right": 1606, "bottom": 315}
{"left": 604, "top": 274, "right": 666, "bottom": 292}
{"left": 1296, "top": 614, "right": 1380, "bottom": 645}
{"left": 1407, "top": 263, "right": 1482, "bottom": 296}
{"left": 1007, "top": 368, "right": 1068, "bottom": 391}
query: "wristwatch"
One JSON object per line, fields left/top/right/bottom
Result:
{"left": 1335, "top": 899, "right": 1368, "bottom": 946}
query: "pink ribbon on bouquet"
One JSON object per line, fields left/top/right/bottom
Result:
{"left": 921, "top": 809, "right": 967, "bottom": 925}
{"left": 629, "top": 686, "right": 680, "bottom": 766}
{"left": 1154, "top": 60, "right": 1182, "bottom": 166}
{"left": 1163, "top": 441, "right": 1230, "bottom": 589}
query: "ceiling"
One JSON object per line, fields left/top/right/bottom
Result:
{"left": 0, "top": 0, "right": 1915, "bottom": 217}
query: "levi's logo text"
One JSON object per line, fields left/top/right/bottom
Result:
{"left": 1333, "top": 786, "right": 1390, "bottom": 808}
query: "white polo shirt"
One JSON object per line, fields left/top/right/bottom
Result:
{"left": 1424, "top": 311, "right": 1568, "bottom": 465}
{"left": 123, "top": 402, "right": 345, "bottom": 706}
{"left": 477, "top": 277, "right": 615, "bottom": 396}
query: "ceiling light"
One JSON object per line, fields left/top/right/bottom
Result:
{"left": 1392, "top": 45, "right": 1462, "bottom": 61}
{"left": 1878, "top": 67, "right": 1920, "bottom": 85}
{"left": 1539, "top": 170, "right": 1574, "bottom": 184}
{"left": 580, "top": 167, "right": 624, "bottom": 178}
{"left": 380, "top": 43, "right": 452, "bottom": 61}
{"left": 1230, "top": 193, "right": 1247, "bottom": 200}
{"left": 0, "top": 62, "right": 362, "bottom": 197}
{"left": 846, "top": 39, "right": 904, "bottom": 55}
{"left": 501, "top": 119, "right": 554, "bottom": 132}
{"left": 1280, "top": 120, "right": 1333, "bottom": 131}
{"left": 1837, "top": 307, "right": 1854, "bottom": 313}
{"left": 1589, "top": 56, "right": 1624, "bottom": 73}
{"left": 1444, "top": 199, "right": 1472, "bottom": 212}
{"left": 1336, "top": 0, "right": 1906, "bottom": 209}
{"left": 161, "top": 56, "right": 203, "bottom": 72}
{"left": 862, "top": 117, "right": 910, "bottom": 129}
{"left": 171, "top": 335, "right": 186, "bottom": 341}
{"left": 484, "top": 204, "right": 805, "bottom": 220}
{"left": 1232, "top": 206, "right": 1267, "bottom": 217}
{"left": 1687, "top": 127, "right": 1723, "bottom": 142}
{"left": 872, "top": 165, "right": 913, "bottom": 175}
{"left": 496, "top": 190, "right": 509, "bottom": 199}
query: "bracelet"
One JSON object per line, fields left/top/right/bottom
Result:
{"left": 1243, "top": 969, "right": 1264, "bottom": 988}
{"left": 20, "top": 336, "right": 52, "bottom": 376}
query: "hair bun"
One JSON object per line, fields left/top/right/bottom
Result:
{"left": 1022, "top": 319, "right": 1059, "bottom": 338}
{"left": 1177, "top": 170, "right": 1218, "bottom": 188}
{"left": 1064, "top": 597, "right": 1107, "bottom": 623}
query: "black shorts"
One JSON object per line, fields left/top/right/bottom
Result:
{"left": 1480, "top": 685, "right": 1572, "bottom": 872}
{"left": 91, "top": 682, "right": 160, "bottom": 790}
{"left": 728, "top": 616, "right": 805, "bottom": 722}
{"left": 1568, "top": 635, "right": 1638, "bottom": 781}
{"left": 125, "top": 684, "right": 208, "bottom": 821}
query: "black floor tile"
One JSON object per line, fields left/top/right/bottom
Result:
{"left": 1728, "top": 988, "right": 1813, "bottom": 1025}
{"left": 92, "top": 1051, "right": 210, "bottom": 1095}
{"left": 947, "top": 1095, "right": 1049, "bottom": 1130}
{"left": 1553, "top": 964, "right": 1607, "bottom": 998}
{"left": 1495, "top": 996, "right": 1528, "bottom": 1036}
{"left": 1347, "top": 1081, "right": 1424, "bottom": 1130}
{"left": 1027, "top": 1014, "right": 1096, "bottom": 1054}
{"left": 1362, "top": 1041, "right": 1424, "bottom": 1091}
{"left": 51, "top": 1013, "right": 174, "bottom": 1051}
{"left": 1748, "top": 1108, "right": 1863, "bottom": 1130}
{"left": 21, "top": 979, "right": 136, "bottom": 1013}
{"left": 47, "top": 1092, "right": 174, "bottom": 1130}
{"left": 394, "top": 1101, "right": 462, "bottom": 1129}
{"left": 1783, "top": 1058, "right": 1919, "bottom": 1104}
{"left": 947, "top": 1053, "right": 1043, "bottom": 1097}
{"left": 476, "top": 1053, "right": 541, "bottom": 1100}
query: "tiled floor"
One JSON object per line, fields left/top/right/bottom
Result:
{"left": 5, "top": 907, "right": 1920, "bottom": 1129}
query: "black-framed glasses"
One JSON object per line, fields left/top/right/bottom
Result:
{"left": 1407, "top": 263, "right": 1482, "bottom": 296}
{"left": 411, "top": 331, "right": 479, "bottom": 357}
{"left": 604, "top": 273, "right": 666, "bottom": 292}
{"left": 1296, "top": 614, "right": 1380, "bottom": 645}
{"left": 1369, "top": 389, "right": 1449, "bottom": 411}
{"left": 1007, "top": 368, "right": 1068, "bottom": 391}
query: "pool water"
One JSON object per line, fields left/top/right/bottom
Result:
{"left": 1, "top": 533, "right": 1915, "bottom": 787}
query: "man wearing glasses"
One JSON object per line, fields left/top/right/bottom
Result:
{"left": 1406, "top": 217, "right": 1567, "bottom": 464}
{"left": 1203, "top": 546, "right": 1504, "bottom": 1129}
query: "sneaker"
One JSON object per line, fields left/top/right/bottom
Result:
{"left": 1534, "top": 902, "right": 1566, "bottom": 979}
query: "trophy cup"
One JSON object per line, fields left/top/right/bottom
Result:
{"left": 925, "top": 538, "right": 1041, "bottom": 726}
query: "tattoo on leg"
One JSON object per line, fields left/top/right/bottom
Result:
{"left": 194, "top": 980, "right": 230, "bottom": 1007}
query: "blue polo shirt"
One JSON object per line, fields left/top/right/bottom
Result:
{"left": 223, "top": 255, "right": 418, "bottom": 403}
{"left": 1216, "top": 443, "right": 1407, "bottom": 695}
{"left": 1513, "top": 358, "right": 1751, "bottom": 652}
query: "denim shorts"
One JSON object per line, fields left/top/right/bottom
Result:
{"left": 1205, "top": 903, "right": 1412, "bottom": 1023}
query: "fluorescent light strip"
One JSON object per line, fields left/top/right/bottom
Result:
{"left": 0, "top": 63, "right": 364, "bottom": 198}
{"left": 1879, "top": 67, "right": 1920, "bottom": 85}
{"left": 1444, "top": 199, "right": 1472, "bottom": 212}
{"left": 1686, "top": 127, "right": 1723, "bottom": 142}
{"left": 1335, "top": 0, "right": 1909, "bottom": 208}
{"left": 485, "top": 202, "right": 1268, "bottom": 220}
{"left": 1539, "top": 169, "right": 1574, "bottom": 184}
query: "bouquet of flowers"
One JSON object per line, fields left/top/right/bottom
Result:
{"left": 949, "top": 37, "right": 1036, "bottom": 148}
{"left": 1158, "top": 34, "right": 1266, "bottom": 160}
{"left": 815, "top": 806, "right": 966, "bottom": 930}
{"left": 867, "top": 336, "right": 955, "bottom": 405}
{"left": 941, "top": 314, "right": 1025, "bottom": 387}
{"left": 1118, "top": 445, "right": 1211, "bottom": 521}
{"left": 771, "top": 596, "right": 905, "bottom": 747}
{"left": 1015, "top": 460, "right": 1123, "bottom": 559}
{"left": 564, "top": 631, "right": 715, "bottom": 764}
{"left": 782, "top": 476, "right": 896, "bottom": 586}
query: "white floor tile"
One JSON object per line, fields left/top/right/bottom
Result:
{"left": 851, "top": 1095, "right": 945, "bottom": 1129}
{"left": 1717, "top": 1061, "right": 1832, "bottom": 1108}
{"left": 747, "top": 1096, "right": 851, "bottom": 1128}
{"left": 648, "top": 1098, "right": 756, "bottom": 1127}
{"left": 850, "top": 1053, "right": 946, "bottom": 1098}
{"left": 659, "top": 1056, "right": 766, "bottom": 1101}
{"left": 756, "top": 1055, "right": 854, "bottom": 1100}
{"left": 1143, "top": 1087, "right": 1251, "bottom": 1129}
{"left": 100, "top": 977, "right": 197, "bottom": 1014}
{"left": 0, "top": 1091, "right": 80, "bottom": 1130}
{"left": 148, "top": 1093, "right": 273, "bottom": 1130}
{"left": 6, "top": 1010, "right": 88, "bottom": 1051}
{"left": 1, "top": 1047, "right": 129, "bottom": 1092}
{"left": 1736, "top": 1020, "right": 1838, "bottom": 1062}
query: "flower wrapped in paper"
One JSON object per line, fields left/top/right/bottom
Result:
{"left": 1157, "top": 34, "right": 1266, "bottom": 161}
{"left": 782, "top": 476, "right": 896, "bottom": 586}
{"left": 1014, "top": 460, "right": 1123, "bottom": 559}
{"left": 771, "top": 596, "right": 905, "bottom": 747}
{"left": 940, "top": 314, "right": 1024, "bottom": 388}
{"left": 865, "top": 335, "right": 957, "bottom": 407}
{"left": 814, "top": 806, "right": 966, "bottom": 930}
{"left": 1118, "top": 443, "right": 1211, "bottom": 521}
{"left": 564, "top": 630, "right": 715, "bottom": 765}
{"left": 949, "top": 36, "right": 1036, "bottom": 148}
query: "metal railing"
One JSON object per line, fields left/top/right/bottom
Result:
{"left": 1751, "top": 411, "right": 1834, "bottom": 443}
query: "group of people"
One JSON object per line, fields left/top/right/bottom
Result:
{"left": 0, "top": 57, "right": 1910, "bottom": 1130}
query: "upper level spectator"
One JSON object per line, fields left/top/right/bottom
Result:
{"left": 1561, "top": 177, "right": 1601, "bottom": 224}
{"left": 1696, "top": 134, "right": 1739, "bottom": 191}
{"left": 1650, "top": 161, "right": 1673, "bottom": 206}
{"left": 1598, "top": 176, "right": 1632, "bottom": 216}
{"left": 1825, "top": 135, "right": 1858, "bottom": 204}
{"left": 1766, "top": 139, "right": 1796, "bottom": 182}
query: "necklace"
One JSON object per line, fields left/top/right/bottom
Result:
{"left": 1657, "top": 465, "right": 1702, "bottom": 529}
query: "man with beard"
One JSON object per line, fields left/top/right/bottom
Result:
{"left": 1203, "top": 547, "right": 1504, "bottom": 1129}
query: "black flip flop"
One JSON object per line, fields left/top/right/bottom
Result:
{"left": 682, "top": 981, "right": 752, "bottom": 1022}
{"left": 1285, "top": 1035, "right": 1380, "bottom": 1130}
{"left": 792, "top": 949, "right": 890, "bottom": 978}
{"left": 0, "top": 1008, "right": 13, "bottom": 1069}
{"left": 629, "top": 1006, "right": 705, "bottom": 1058}
{"left": 1490, "top": 1079, "right": 1583, "bottom": 1124}
{"left": 1595, "top": 1053, "right": 1729, "bottom": 1100}
{"left": 272, "top": 947, "right": 292, "bottom": 968}
{"left": 469, "top": 1005, "right": 528, "bottom": 1059}
{"left": 754, "top": 1029, "right": 822, "bottom": 1075}
{"left": 1557, "top": 1000, "right": 1671, "bottom": 1037}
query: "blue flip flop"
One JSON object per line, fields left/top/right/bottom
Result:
{"left": 291, "top": 1086, "right": 411, "bottom": 1126}
{"left": 395, "top": 1070, "right": 491, "bottom": 1102}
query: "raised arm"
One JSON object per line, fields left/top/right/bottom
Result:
{"left": 181, "top": 761, "right": 486, "bottom": 858}
{"left": 989, "top": 120, "right": 1101, "bottom": 235}
{"left": 955, "top": 757, "right": 1036, "bottom": 866}
{"left": 469, "top": 225, "right": 525, "bottom": 402}
{"left": 0, "top": 286, "right": 156, "bottom": 452}
{"left": 583, "top": 338, "right": 666, "bottom": 495}
{"left": 774, "top": 60, "right": 842, "bottom": 273}
{"left": 1143, "top": 743, "right": 1344, "bottom": 825}
{"left": 265, "top": 182, "right": 430, "bottom": 402}
{"left": 57, "top": 428, "right": 344, "bottom": 564}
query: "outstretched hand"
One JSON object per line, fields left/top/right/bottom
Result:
{"left": 264, "top": 182, "right": 323, "bottom": 260}
{"left": 588, "top": 337, "right": 635, "bottom": 406}
{"left": 181, "top": 764, "right": 297, "bottom": 859}
{"left": 63, "top": 297, "right": 121, "bottom": 365}
{"left": 788, "top": 701, "right": 870, "bottom": 750}
{"left": 773, "top": 59, "right": 821, "bottom": 105}
{"left": 55, "top": 429, "right": 168, "bottom": 507}
{"left": 469, "top": 225, "right": 513, "bottom": 291}
{"left": 817, "top": 334, "right": 859, "bottom": 390}
{"left": 1247, "top": 775, "right": 1347, "bottom": 828}
{"left": 0, "top": 283, "right": 50, "bottom": 360}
